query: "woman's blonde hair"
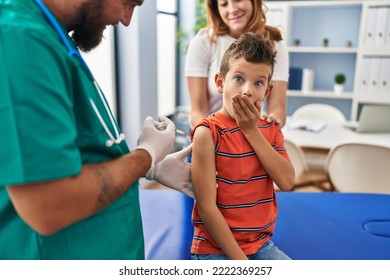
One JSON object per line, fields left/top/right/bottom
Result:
{"left": 205, "top": 0, "right": 282, "bottom": 43}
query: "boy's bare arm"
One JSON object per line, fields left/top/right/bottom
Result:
{"left": 233, "top": 94, "right": 295, "bottom": 191}
{"left": 192, "top": 126, "right": 248, "bottom": 260}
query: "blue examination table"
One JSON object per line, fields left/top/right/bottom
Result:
{"left": 139, "top": 190, "right": 390, "bottom": 260}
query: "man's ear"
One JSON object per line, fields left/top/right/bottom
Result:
{"left": 214, "top": 73, "right": 224, "bottom": 93}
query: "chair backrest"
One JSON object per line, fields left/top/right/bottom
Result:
{"left": 284, "top": 139, "right": 308, "bottom": 182}
{"left": 325, "top": 142, "right": 390, "bottom": 194}
{"left": 292, "top": 103, "right": 346, "bottom": 123}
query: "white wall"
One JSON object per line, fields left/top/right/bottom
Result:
{"left": 116, "top": 0, "right": 158, "bottom": 150}
{"left": 81, "top": 27, "right": 117, "bottom": 117}
{"left": 178, "top": 0, "right": 197, "bottom": 107}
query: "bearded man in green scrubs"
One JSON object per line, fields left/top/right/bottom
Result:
{"left": 0, "top": 0, "right": 192, "bottom": 259}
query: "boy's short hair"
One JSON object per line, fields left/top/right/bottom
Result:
{"left": 220, "top": 32, "right": 276, "bottom": 81}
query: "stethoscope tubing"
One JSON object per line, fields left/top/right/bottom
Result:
{"left": 33, "top": 0, "right": 125, "bottom": 148}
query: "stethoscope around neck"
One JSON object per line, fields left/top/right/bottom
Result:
{"left": 33, "top": 0, "right": 125, "bottom": 148}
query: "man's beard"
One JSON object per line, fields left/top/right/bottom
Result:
{"left": 71, "top": 1, "right": 106, "bottom": 52}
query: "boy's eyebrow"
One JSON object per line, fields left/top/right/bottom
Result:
{"left": 232, "top": 70, "right": 268, "bottom": 78}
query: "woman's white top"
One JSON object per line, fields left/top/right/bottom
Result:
{"left": 185, "top": 28, "right": 289, "bottom": 115}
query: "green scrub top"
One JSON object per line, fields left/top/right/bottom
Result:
{"left": 0, "top": 0, "right": 144, "bottom": 259}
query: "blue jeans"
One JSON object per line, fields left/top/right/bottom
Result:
{"left": 191, "top": 240, "right": 291, "bottom": 260}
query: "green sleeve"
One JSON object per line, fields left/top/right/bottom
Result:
{"left": 0, "top": 24, "right": 81, "bottom": 185}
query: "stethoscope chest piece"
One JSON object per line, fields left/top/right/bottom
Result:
{"left": 105, "top": 133, "right": 126, "bottom": 147}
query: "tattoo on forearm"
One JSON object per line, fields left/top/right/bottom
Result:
{"left": 88, "top": 165, "right": 121, "bottom": 211}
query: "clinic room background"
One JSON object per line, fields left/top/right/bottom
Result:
{"left": 83, "top": 0, "right": 390, "bottom": 151}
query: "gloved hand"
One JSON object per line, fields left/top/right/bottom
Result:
{"left": 146, "top": 144, "right": 194, "bottom": 198}
{"left": 136, "top": 116, "right": 175, "bottom": 171}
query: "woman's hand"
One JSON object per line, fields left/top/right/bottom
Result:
{"left": 260, "top": 112, "right": 281, "bottom": 125}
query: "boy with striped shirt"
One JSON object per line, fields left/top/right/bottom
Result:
{"left": 190, "top": 33, "right": 295, "bottom": 260}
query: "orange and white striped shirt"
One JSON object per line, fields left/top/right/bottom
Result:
{"left": 191, "top": 112, "right": 290, "bottom": 255}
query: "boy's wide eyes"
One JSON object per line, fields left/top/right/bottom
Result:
{"left": 234, "top": 76, "right": 243, "bottom": 82}
{"left": 255, "top": 81, "right": 264, "bottom": 86}
{"left": 233, "top": 76, "right": 264, "bottom": 86}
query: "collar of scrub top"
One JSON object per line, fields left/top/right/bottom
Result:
{"left": 33, "top": 0, "right": 125, "bottom": 148}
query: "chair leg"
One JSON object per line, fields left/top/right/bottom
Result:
{"left": 324, "top": 176, "right": 336, "bottom": 192}
{"left": 292, "top": 172, "right": 334, "bottom": 192}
